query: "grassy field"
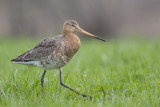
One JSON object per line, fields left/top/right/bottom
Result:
{"left": 0, "top": 37, "right": 160, "bottom": 107}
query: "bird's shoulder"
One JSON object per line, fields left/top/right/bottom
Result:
{"left": 34, "top": 34, "right": 63, "bottom": 48}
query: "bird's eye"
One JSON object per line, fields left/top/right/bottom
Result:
{"left": 71, "top": 24, "right": 74, "bottom": 26}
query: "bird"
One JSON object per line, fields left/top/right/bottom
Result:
{"left": 11, "top": 20, "right": 105, "bottom": 98}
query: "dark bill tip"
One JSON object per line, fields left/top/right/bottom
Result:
{"left": 94, "top": 36, "right": 106, "bottom": 42}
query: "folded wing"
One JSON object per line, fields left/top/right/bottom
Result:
{"left": 11, "top": 37, "right": 56, "bottom": 62}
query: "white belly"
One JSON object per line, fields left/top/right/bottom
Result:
{"left": 14, "top": 60, "right": 63, "bottom": 70}
{"left": 14, "top": 54, "right": 70, "bottom": 70}
{"left": 14, "top": 61, "right": 43, "bottom": 68}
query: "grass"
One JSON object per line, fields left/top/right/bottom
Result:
{"left": 0, "top": 37, "right": 160, "bottom": 107}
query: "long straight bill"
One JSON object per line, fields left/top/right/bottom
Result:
{"left": 77, "top": 28, "right": 106, "bottom": 42}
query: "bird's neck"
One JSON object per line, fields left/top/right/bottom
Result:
{"left": 63, "top": 31, "right": 79, "bottom": 41}
{"left": 63, "top": 31, "right": 81, "bottom": 49}
{"left": 63, "top": 29, "right": 73, "bottom": 36}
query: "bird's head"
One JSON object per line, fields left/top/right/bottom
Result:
{"left": 63, "top": 20, "right": 106, "bottom": 42}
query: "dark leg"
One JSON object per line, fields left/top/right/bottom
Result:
{"left": 41, "top": 70, "right": 46, "bottom": 93}
{"left": 59, "top": 69, "right": 91, "bottom": 98}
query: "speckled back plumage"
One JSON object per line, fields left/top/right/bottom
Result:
{"left": 11, "top": 34, "right": 80, "bottom": 69}
{"left": 12, "top": 37, "right": 56, "bottom": 62}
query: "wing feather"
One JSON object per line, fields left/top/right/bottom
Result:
{"left": 11, "top": 37, "right": 56, "bottom": 62}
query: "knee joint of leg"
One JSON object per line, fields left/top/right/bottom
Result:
{"left": 60, "top": 81, "right": 63, "bottom": 85}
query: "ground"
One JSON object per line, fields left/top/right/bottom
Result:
{"left": 0, "top": 37, "right": 160, "bottom": 107}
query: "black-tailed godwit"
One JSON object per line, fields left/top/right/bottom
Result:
{"left": 11, "top": 20, "right": 105, "bottom": 98}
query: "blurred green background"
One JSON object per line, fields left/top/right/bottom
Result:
{"left": 0, "top": 0, "right": 160, "bottom": 106}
